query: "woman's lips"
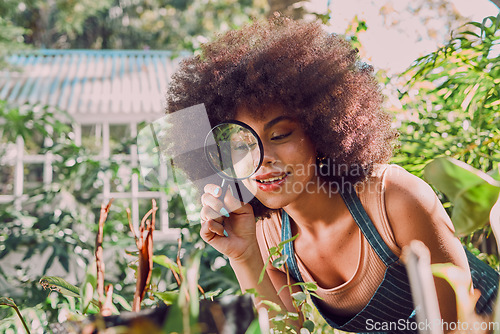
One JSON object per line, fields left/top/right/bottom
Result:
{"left": 253, "top": 172, "right": 289, "bottom": 192}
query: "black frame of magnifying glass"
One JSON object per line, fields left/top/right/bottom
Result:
{"left": 204, "top": 120, "right": 264, "bottom": 181}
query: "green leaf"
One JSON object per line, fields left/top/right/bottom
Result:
{"left": 244, "top": 288, "right": 264, "bottom": 298}
{"left": 291, "top": 291, "right": 307, "bottom": 303}
{"left": 309, "top": 292, "right": 324, "bottom": 300}
{"left": 112, "top": 293, "right": 132, "bottom": 312}
{"left": 451, "top": 183, "right": 500, "bottom": 235}
{"left": 424, "top": 157, "right": 500, "bottom": 236}
{"left": 40, "top": 276, "right": 80, "bottom": 298}
{"left": 153, "top": 291, "right": 179, "bottom": 305}
{"left": 43, "top": 247, "right": 56, "bottom": 274}
{"left": 0, "top": 297, "right": 16, "bottom": 308}
{"left": 268, "top": 246, "right": 278, "bottom": 256}
{"left": 302, "top": 282, "right": 318, "bottom": 291}
{"left": 186, "top": 250, "right": 202, "bottom": 318}
{"left": 79, "top": 264, "right": 97, "bottom": 314}
{"left": 204, "top": 289, "right": 222, "bottom": 299}
{"left": 81, "top": 282, "right": 94, "bottom": 314}
{"left": 260, "top": 300, "right": 282, "bottom": 312}
{"left": 277, "top": 284, "right": 290, "bottom": 295}
{"left": 162, "top": 298, "right": 184, "bottom": 333}
{"left": 258, "top": 253, "right": 273, "bottom": 284}
{"left": 271, "top": 313, "right": 286, "bottom": 322}
{"left": 153, "top": 255, "right": 180, "bottom": 273}
{"left": 163, "top": 250, "right": 202, "bottom": 333}
{"left": 490, "top": 195, "right": 500, "bottom": 253}
{"left": 278, "top": 234, "right": 299, "bottom": 250}
{"left": 40, "top": 276, "right": 100, "bottom": 307}
{"left": 301, "top": 302, "right": 313, "bottom": 316}
{"left": 245, "top": 318, "right": 261, "bottom": 334}
{"left": 276, "top": 281, "right": 316, "bottom": 295}
{"left": 271, "top": 254, "right": 288, "bottom": 269}
{"left": 302, "top": 320, "right": 315, "bottom": 332}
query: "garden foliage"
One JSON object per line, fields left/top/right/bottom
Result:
{"left": 0, "top": 13, "right": 499, "bottom": 334}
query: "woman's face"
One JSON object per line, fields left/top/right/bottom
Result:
{"left": 235, "top": 105, "right": 318, "bottom": 209}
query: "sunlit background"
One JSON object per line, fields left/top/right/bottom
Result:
{"left": 307, "top": 0, "right": 499, "bottom": 73}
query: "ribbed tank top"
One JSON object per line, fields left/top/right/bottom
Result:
{"left": 256, "top": 164, "right": 403, "bottom": 317}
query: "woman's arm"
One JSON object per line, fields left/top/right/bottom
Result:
{"left": 254, "top": 220, "right": 304, "bottom": 314}
{"left": 384, "top": 165, "right": 471, "bottom": 327}
{"left": 199, "top": 184, "right": 301, "bottom": 329}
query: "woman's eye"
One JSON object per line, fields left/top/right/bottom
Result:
{"left": 233, "top": 142, "right": 257, "bottom": 151}
{"left": 271, "top": 131, "right": 292, "bottom": 140}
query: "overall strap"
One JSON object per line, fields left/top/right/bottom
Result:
{"left": 281, "top": 181, "right": 399, "bottom": 280}
{"left": 339, "top": 182, "right": 399, "bottom": 267}
{"left": 281, "top": 211, "right": 304, "bottom": 282}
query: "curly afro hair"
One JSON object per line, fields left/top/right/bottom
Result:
{"left": 166, "top": 15, "right": 398, "bottom": 218}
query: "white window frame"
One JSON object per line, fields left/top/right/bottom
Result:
{"left": 0, "top": 121, "right": 181, "bottom": 242}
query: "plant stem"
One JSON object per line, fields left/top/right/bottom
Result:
{"left": 13, "top": 306, "right": 31, "bottom": 334}
{"left": 285, "top": 263, "right": 304, "bottom": 323}
{"left": 96, "top": 199, "right": 113, "bottom": 311}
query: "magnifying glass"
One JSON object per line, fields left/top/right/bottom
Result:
{"left": 204, "top": 120, "right": 264, "bottom": 202}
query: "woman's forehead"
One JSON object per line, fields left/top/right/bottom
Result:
{"left": 235, "top": 104, "right": 293, "bottom": 124}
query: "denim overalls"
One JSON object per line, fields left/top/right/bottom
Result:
{"left": 282, "top": 182, "right": 499, "bottom": 334}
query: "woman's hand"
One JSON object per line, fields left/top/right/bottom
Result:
{"left": 200, "top": 184, "right": 259, "bottom": 262}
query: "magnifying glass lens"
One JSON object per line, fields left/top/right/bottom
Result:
{"left": 205, "top": 122, "right": 262, "bottom": 180}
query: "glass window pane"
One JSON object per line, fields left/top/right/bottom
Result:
{"left": 110, "top": 163, "right": 132, "bottom": 192}
{"left": 0, "top": 165, "right": 14, "bottom": 195}
{"left": 167, "top": 193, "right": 188, "bottom": 229}
{"left": 51, "top": 159, "right": 103, "bottom": 194}
{"left": 24, "top": 130, "right": 45, "bottom": 155}
{"left": 110, "top": 124, "right": 131, "bottom": 154}
{"left": 105, "top": 198, "right": 132, "bottom": 237}
{"left": 81, "top": 124, "right": 102, "bottom": 155}
{"left": 24, "top": 163, "right": 44, "bottom": 192}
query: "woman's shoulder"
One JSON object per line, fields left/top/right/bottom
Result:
{"left": 381, "top": 164, "right": 439, "bottom": 209}
{"left": 378, "top": 164, "right": 457, "bottom": 249}
{"left": 356, "top": 163, "right": 453, "bottom": 252}
{"left": 369, "top": 163, "right": 405, "bottom": 180}
{"left": 361, "top": 163, "right": 428, "bottom": 197}
{"left": 256, "top": 212, "right": 283, "bottom": 251}
{"left": 255, "top": 212, "right": 286, "bottom": 266}
{"left": 364, "top": 163, "right": 446, "bottom": 225}
{"left": 356, "top": 164, "right": 405, "bottom": 198}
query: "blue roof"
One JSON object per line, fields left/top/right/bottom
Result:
{"left": 0, "top": 49, "right": 189, "bottom": 123}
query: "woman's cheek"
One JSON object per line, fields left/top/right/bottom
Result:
{"left": 242, "top": 178, "right": 258, "bottom": 196}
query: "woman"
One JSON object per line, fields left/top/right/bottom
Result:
{"left": 166, "top": 16, "right": 498, "bottom": 333}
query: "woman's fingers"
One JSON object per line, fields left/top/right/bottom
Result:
{"left": 201, "top": 193, "right": 229, "bottom": 219}
{"left": 201, "top": 183, "right": 254, "bottom": 238}
{"left": 200, "top": 218, "right": 226, "bottom": 241}
{"left": 204, "top": 184, "right": 250, "bottom": 214}
{"left": 200, "top": 204, "right": 225, "bottom": 224}
{"left": 204, "top": 184, "right": 222, "bottom": 198}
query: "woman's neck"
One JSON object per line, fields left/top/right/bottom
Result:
{"left": 283, "top": 176, "right": 348, "bottom": 237}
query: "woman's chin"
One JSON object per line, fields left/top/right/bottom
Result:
{"left": 253, "top": 193, "right": 294, "bottom": 210}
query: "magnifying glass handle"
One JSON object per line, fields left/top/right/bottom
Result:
{"left": 219, "top": 179, "right": 230, "bottom": 237}
{"left": 219, "top": 179, "right": 244, "bottom": 203}
{"left": 218, "top": 179, "right": 245, "bottom": 237}
{"left": 220, "top": 178, "right": 228, "bottom": 194}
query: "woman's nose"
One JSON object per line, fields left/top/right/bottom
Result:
{"left": 260, "top": 143, "right": 278, "bottom": 166}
